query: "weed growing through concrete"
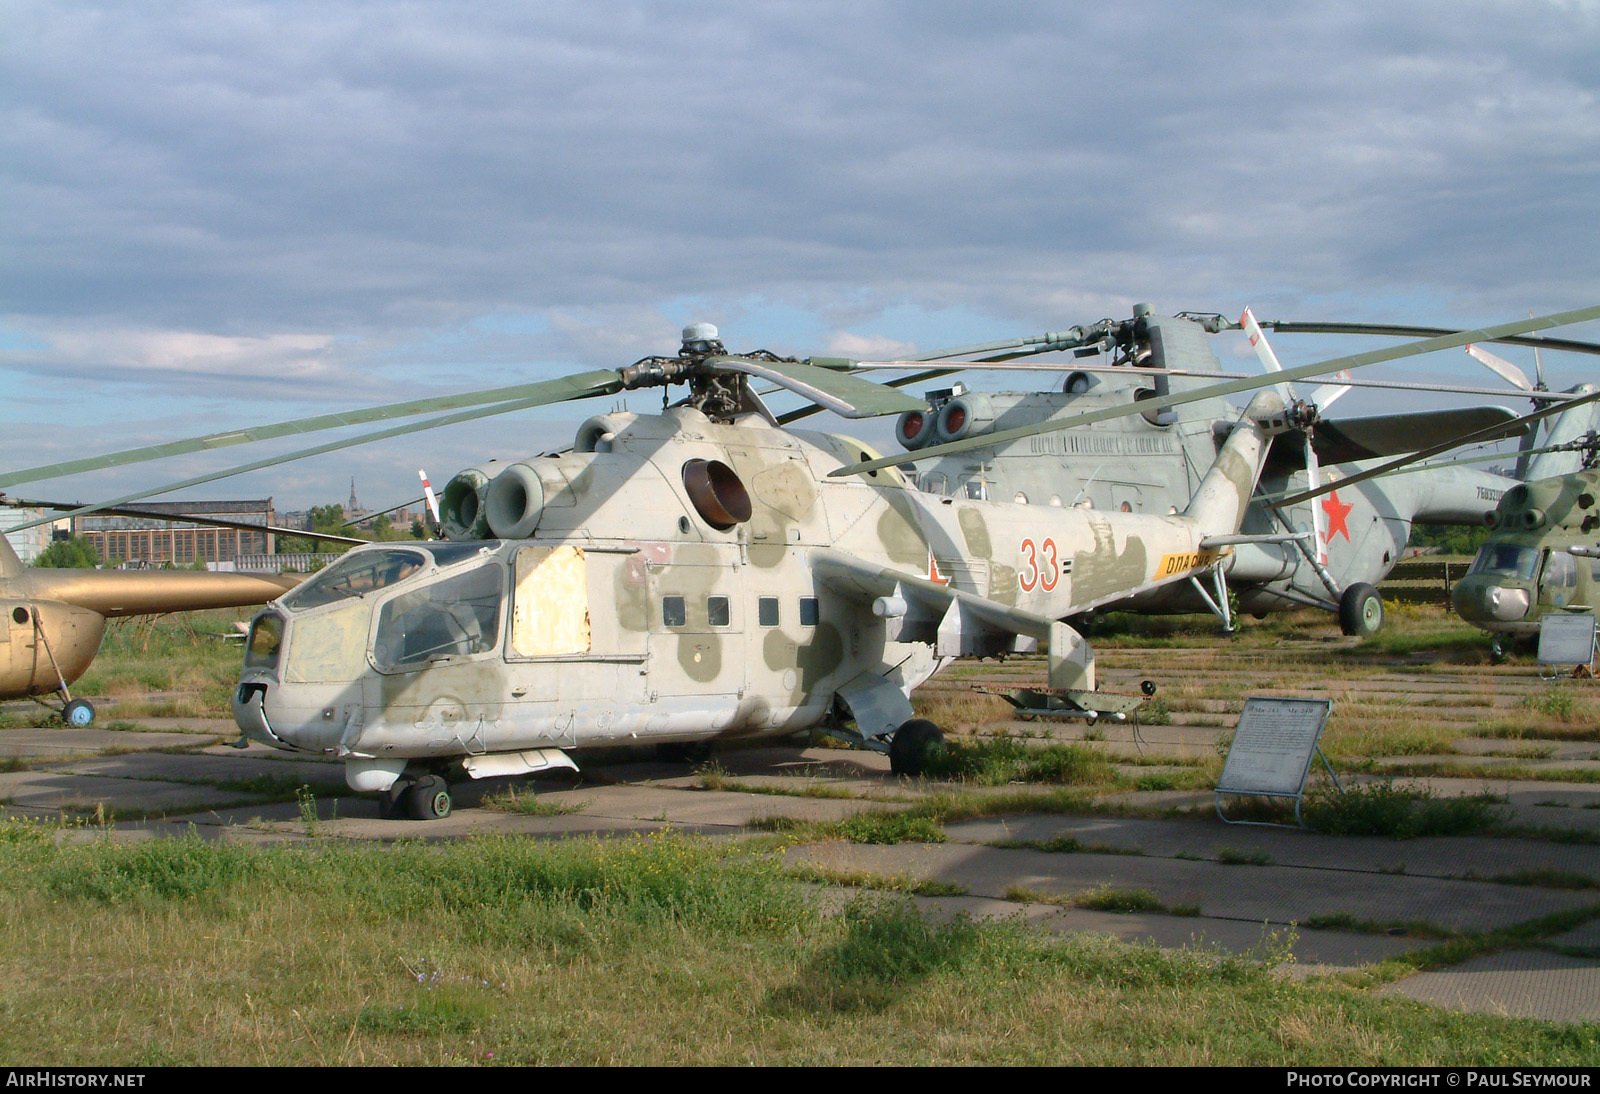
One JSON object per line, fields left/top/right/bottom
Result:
{"left": 1009, "top": 883, "right": 1174, "bottom": 915}
{"left": 481, "top": 787, "right": 590, "bottom": 816}
{"left": 296, "top": 784, "right": 319, "bottom": 837}
{"left": 1301, "top": 782, "right": 1504, "bottom": 840}
{"left": 1216, "top": 847, "right": 1271, "bottom": 866}
{"left": 920, "top": 737, "right": 1118, "bottom": 788}
{"left": 1524, "top": 686, "right": 1581, "bottom": 722}
{"left": 754, "top": 811, "right": 946, "bottom": 845}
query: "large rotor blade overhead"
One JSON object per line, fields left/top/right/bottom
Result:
{"left": 2, "top": 498, "right": 367, "bottom": 546}
{"left": 0, "top": 370, "right": 622, "bottom": 491}
{"left": 1, "top": 389, "right": 596, "bottom": 534}
{"left": 1275, "top": 384, "right": 1600, "bottom": 508}
{"left": 829, "top": 304, "right": 1600, "bottom": 478}
{"left": 1310, "top": 406, "right": 1524, "bottom": 463}
{"left": 709, "top": 356, "right": 927, "bottom": 418}
{"left": 841, "top": 360, "right": 1587, "bottom": 402}
{"left": 1245, "top": 320, "right": 1600, "bottom": 358}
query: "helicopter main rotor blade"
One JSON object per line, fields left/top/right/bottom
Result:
{"left": 1, "top": 388, "right": 606, "bottom": 534}
{"left": 707, "top": 356, "right": 927, "bottom": 418}
{"left": 2, "top": 497, "right": 369, "bottom": 546}
{"left": 1247, "top": 320, "right": 1600, "bottom": 358}
{"left": 0, "top": 370, "right": 621, "bottom": 491}
{"left": 1254, "top": 440, "right": 1588, "bottom": 501}
{"left": 1275, "top": 385, "right": 1600, "bottom": 508}
{"left": 842, "top": 360, "right": 1587, "bottom": 401}
{"left": 829, "top": 304, "right": 1600, "bottom": 478}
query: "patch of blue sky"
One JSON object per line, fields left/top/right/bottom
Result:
{"left": 850, "top": 302, "right": 1018, "bottom": 356}
{"left": 469, "top": 313, "right": 551, "bottom": 337}
{"left": 0, "top": 329, "right": 49, "bottom": 352}
{"left": 658, "top": 295, "right": 825, "bottom": 353}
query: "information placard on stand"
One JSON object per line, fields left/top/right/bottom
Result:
{"left": 1216, "top": 696, "right": 1337, "bottom": 828}
{"left": 1537, "top": 612, "right": 1597, "bottom": 679}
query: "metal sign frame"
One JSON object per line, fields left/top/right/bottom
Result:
{"left": 1537, "top": 611, "right": 1597, "bottom": 680}
{"left": 1216, "top": 696, "right": 1339, "bottom": 828}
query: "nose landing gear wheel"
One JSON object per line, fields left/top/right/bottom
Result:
{"left": 889, "top": 719, "right": 946, "bottom": 777}
{"left": 61, "top": 699, "right": 95, "bottom": 727}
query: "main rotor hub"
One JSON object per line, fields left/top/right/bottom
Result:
{"left": 681, "top": 322, "right": 721, "bottom": 355}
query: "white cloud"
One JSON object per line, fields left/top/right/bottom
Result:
{"left": 825, "top": 332, "right": 920, "bottom": 361}
{"left": 6, "top": 1, "right": 1600, "bottom": 505}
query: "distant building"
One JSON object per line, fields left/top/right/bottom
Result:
{"left": 74, "top": 500, "right": 276, "bottom": 566}
{"left": 3, "top": 509, "right": 60, "bottom": 562}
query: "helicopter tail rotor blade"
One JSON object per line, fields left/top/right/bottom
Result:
{"left": 1465, "top": 343, "right": 1535, "bottom": 392}
{"left": 1241, "top": 307, "right": 1298, "bottom": 404}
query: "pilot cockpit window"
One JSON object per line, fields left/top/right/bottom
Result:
{"left": 1468, "top": 544, "right": 1539, "bottom": 581}
{"left": 1543, "top": 549, "right": 1577, "bottom": 590}
{"left": 373, "top": 564, "right": 504, "bottom": 672}
{"left": 281, "top": 549, "right": 428, "bottom": 613}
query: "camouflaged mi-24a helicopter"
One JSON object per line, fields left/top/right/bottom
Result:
{"left": 14, "top": 308, "right": 1597, "bottom": 819}
{"left": 229, "top": 325, "right": 1292, "bottom": 820}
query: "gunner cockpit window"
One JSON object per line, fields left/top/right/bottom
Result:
{"left": 281, "top": 549, "right": 428, "bottom": 612}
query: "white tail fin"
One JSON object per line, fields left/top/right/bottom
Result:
{"left": 1183, "top": 390, "right": 1285, "bottom": 534}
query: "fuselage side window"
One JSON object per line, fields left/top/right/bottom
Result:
{"left": 707, "top": 595, "right": 730, "bottom": 627}
{"left": 799, "top": 596, "right": 819, "bottom": 627}
{"left": 663, "top": 596, "right": 687, "bottom": 628}
{"left": 758, "top": 596, "right": 779, "bottom": 627}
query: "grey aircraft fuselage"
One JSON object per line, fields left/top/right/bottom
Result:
{"left": 899, "top": 312, "right": 1524, "bottom": 620}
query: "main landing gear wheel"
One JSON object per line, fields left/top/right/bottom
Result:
{"left": 1338, "top": 582, "right": 1385, "bottom": 638}
{"left": 381, "top": 774, "right": 453, "bottom": 820}
{"left": 61, "top": 699, "right": 95, "bottom": 727}
{"left": 889, "top": 719, "right": 946, "bottom": 777}
{"left": 405, "top": 775, "right": 452, "bottom": 821}
{"left": 657, "top": 741, "right": 714, "bottom": 764}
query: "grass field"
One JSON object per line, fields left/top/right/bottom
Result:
{"left": 2, "top": 823, "right": 1597, "bottom": 1066}
{"left": 8, "top": 602, "right": 1600, "bottom": 1063}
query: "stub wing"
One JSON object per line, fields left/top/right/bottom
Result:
{"left": 810, "top": 547, "right": 1094, "bottom": 692}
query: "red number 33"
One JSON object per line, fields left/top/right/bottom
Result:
{"left": 1019, "top": 538, "right": 1060, "bottom": 592}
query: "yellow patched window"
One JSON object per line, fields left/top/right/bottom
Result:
{"left": 512, "top": 545, "right": 591, "bottom": 656}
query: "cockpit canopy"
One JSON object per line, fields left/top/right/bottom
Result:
{"left": 279, "top": 543, "right": 496, "bottom": 613}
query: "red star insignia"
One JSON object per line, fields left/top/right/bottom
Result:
{"left": 1322, "top": 489, "right": 1354, "bottom": 543}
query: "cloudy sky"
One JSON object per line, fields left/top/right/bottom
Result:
{"left": 4, "top": 0, "right": 1599, "bottom": 516}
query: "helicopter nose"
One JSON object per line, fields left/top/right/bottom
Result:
{"left": 233, "top": 680, "right": 288, "bottom": 747}
{"left": 1452, "top": 578, "right": 1530, "bottom": 624}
